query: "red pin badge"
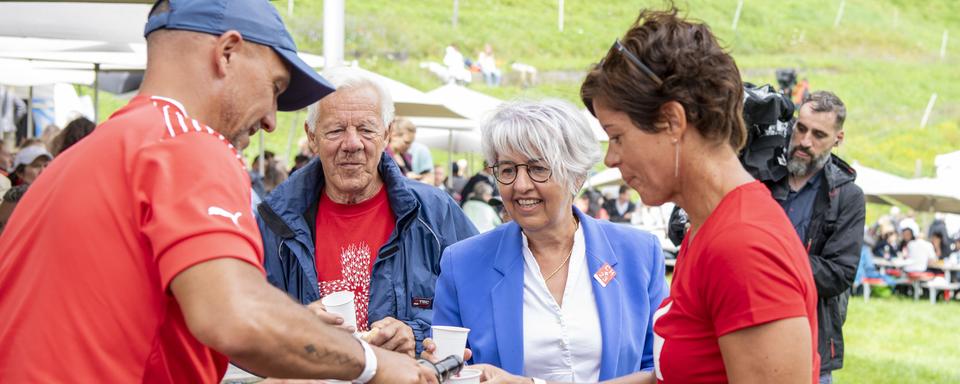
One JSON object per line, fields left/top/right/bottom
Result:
{"left": 594, "top": 263, "right": 616, "bottom": 287}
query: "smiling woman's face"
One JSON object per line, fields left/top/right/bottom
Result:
{"left": 495, "top": 151, "right": 574, "bottom": 235}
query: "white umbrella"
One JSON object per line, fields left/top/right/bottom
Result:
{"left": 426, "top": 83, "right": 502, "bottom": 121}
{"left": 584, "top": 168, "right": 622, "bottom": 189}
{"left": 352, "top": 67, "right": 464, "bottom": 119}
{"left": 870, "top": 177, "right": 960, "bottom": 214}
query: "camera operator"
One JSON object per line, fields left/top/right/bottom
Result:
{"left": 769, "top": 91, "right": 865, "bottom": 384}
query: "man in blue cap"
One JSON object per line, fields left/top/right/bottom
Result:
{"left": 0, "top": 1, "right": 437, "bottom": 383}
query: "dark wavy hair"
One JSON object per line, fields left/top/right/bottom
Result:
{"left": 53, "top": 117, "right": 96, "bottom": 156}
{"left": 581, "top": 7, "right": 746, "bottom": 151}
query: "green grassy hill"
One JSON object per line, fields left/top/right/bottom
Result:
{"left": 89, "top": 0, "right": 960, "bottom": 179}
{"left": 274, "top": 0, "right": 959, "bottom": 178}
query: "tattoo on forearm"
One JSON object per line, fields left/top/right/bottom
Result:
{"left": 303, "top": 343, "right": 359, "bottom": 367}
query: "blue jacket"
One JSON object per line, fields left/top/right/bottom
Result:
{"left": 433, "top": 207, "right": 669, "bottom": 380}
{"left": 256, "top": 155, "right": 478, "bottom": 351}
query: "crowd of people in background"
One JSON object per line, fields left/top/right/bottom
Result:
{"left": 0, "top": 116, "right": 96, "bottom": 235}
{"left": 859, "top": 208, "right": 960, "bottom": 290}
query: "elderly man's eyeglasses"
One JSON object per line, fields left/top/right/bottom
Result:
{"left": 490, "top": 162, "right": 552, "bottom": 185}
{"left": 600, "top": 39, "right": 663, "bottom": 87}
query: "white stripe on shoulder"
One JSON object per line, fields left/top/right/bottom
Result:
{"left": 191, "top": 119, "right": 203, "bottom": 132}
{"left": 175, "top": 111, "right": 189, "bottom": 133}
{"left": 162, "top": 105, "right": 176, "bottom": 137}
{"left": 151, "top": 96, "right": 189, "bottom": 116}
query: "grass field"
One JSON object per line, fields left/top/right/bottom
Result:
{"left": 837, "top": 295, "right": 960, "bottom": 383}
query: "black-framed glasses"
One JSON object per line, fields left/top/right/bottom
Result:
{"left": 490, "top": 162, "right": 552, "bottom": 185}
{"left": 600, "top": 39, "right": 663, "bottom": 87}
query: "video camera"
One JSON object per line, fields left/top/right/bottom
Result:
{"left": 667, "top": 82, "right": 796, "bottom": 246}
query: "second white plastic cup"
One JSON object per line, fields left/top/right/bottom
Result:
{"left": 432, "top": 325, "right": 470, "bottom": 361}
{"left": 321, "top": 291, "right": 357, "bottom": 330}
{"left": 446, "top": 368, "right": 482, "bottom": 384}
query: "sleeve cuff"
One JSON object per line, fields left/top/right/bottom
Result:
{"left": 158, "top": 232, "right": 265, "bottom": 291}
{"left": 714, "top": 303, "right": 810, "bottom": 337}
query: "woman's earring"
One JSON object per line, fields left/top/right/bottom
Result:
{"left": 673, "top": 139, "right": 680, "bottom": 178}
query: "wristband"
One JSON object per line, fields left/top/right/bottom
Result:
{"left": 531, "top": 378, "right": 546, "bottom": 384}
{"left": 352, "top": 338, "right": 377, "bottom": 384}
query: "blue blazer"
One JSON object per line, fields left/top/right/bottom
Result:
{"left": 433, "top": 207, "right": 669, "bottom": 380}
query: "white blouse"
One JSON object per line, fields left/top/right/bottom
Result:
{"left": 520, "top": 225, "right": 602, "bottom": 382}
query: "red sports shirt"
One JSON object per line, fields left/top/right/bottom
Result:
{"left": 0, "top": 95, "right": 264, "bottom": 383}
{"left": 652, "top": 181, "right": 819, "bottom": 383}
{"left": 315, "top": 185, "right": 395, "bottom": 331}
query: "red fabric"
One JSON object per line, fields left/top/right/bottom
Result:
{"left": 652, "top": 181, "right": 819, "bottom": 383}
{"left": 314, "top": 185, "right": 395, "bottom": 331}
{"left": 0, "top": 95, "right": 264, "bottom": 383}
{"left": 907, "top": 272, "right": 934, "bottom": 280}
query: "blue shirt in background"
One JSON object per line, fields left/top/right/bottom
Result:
{"left": 779, "top": 170, "right": 822, "bottom": 245}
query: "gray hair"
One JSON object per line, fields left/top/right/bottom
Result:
{"left": 305, "top": 66, "right": 395, "bottom": 132}
{"left": 469, "top": 182, "right": 493, "bottom": 199}
{"left": 801, "top": 90, "right": 846, "bottom": 131}
{"left": 481, "top": 99, "right": 602, "bottom": 196}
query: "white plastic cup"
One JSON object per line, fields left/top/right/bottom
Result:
{"left": 446, "top": 368, "right": 481, "bottom": 384}
{"left": 321, "top": 291, "right": 357, "bottom": 330}
{"left": 432, "top": 325, "right": 470, "bottom": 361}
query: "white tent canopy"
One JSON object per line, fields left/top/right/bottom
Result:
{"left": 351, "top": 67, "right": 464, "bottom": 120}
{"left": 0, "top": 2, "right": 150, "bottom": 45}
{"left": 585, "top": 167, "right": 622, "bottom": 189}
{"left": 870, "top": 177, "right": 960, "bottom": 214}
{"left": 426, "top": 83, "right": 502, "bottom": 121}
{"left": 936, "top": 150, "right": 960, "bottom": 179}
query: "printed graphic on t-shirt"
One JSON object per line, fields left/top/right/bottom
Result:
{"left": 652, "top": 300, "right": 672, "bottom": 380}
{"left": 319, "top": 242, "right": 373, "bottom": 331}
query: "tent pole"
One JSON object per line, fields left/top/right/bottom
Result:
{"left": 258, "top": 130, "right": 265, "bottom": 176}
{"left": 285, "top": 111, "right": 299, "bottom": 166}
{"left": 93, "top": 63, "right": 100, "bottom": 122}
{"left": 447, "top": 129, "right": 453, "bottom": 186}
{"left": 26, "top": 86, "right": 34, "bottom": 139}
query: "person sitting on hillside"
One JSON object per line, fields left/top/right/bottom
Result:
{"left": 443, "top": 43, "right": 472, "bottom": 85}
{"left": 477, "top": 43, "right": 502, "bottom": 87}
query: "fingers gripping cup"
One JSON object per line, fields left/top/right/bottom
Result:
{"left": 320, "top": 291, "right": 358, "bottom": 330}
{"left": 431, "top": 325, "right": 470, "bottom": 361}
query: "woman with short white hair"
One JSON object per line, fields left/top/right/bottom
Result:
{"left": 425, "top": 99, "right": 668, "bottom": 382}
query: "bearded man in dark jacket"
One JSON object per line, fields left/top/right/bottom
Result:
{"left": 768, "top": 91, "right": 865, "bottom": 384}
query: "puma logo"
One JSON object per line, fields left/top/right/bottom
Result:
{"left": 207, "top": 206, "right": 242, "bottom": 227}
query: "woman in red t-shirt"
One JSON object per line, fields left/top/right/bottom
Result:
{"left": 579, "top": 7, "right": 819, "bottom": 384}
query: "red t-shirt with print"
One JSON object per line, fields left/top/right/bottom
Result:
{"left": 0, "top": 95, "right": 264, "bottom": 383}
{"left": 652, "top": 181, "right": 819, "bottom": 383}
{"left": 315, "top": 185, "right": 396, "bottom": 331}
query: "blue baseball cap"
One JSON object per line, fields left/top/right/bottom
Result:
{"left": 144, "top": 0, "right": 335, "bottom": 111}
